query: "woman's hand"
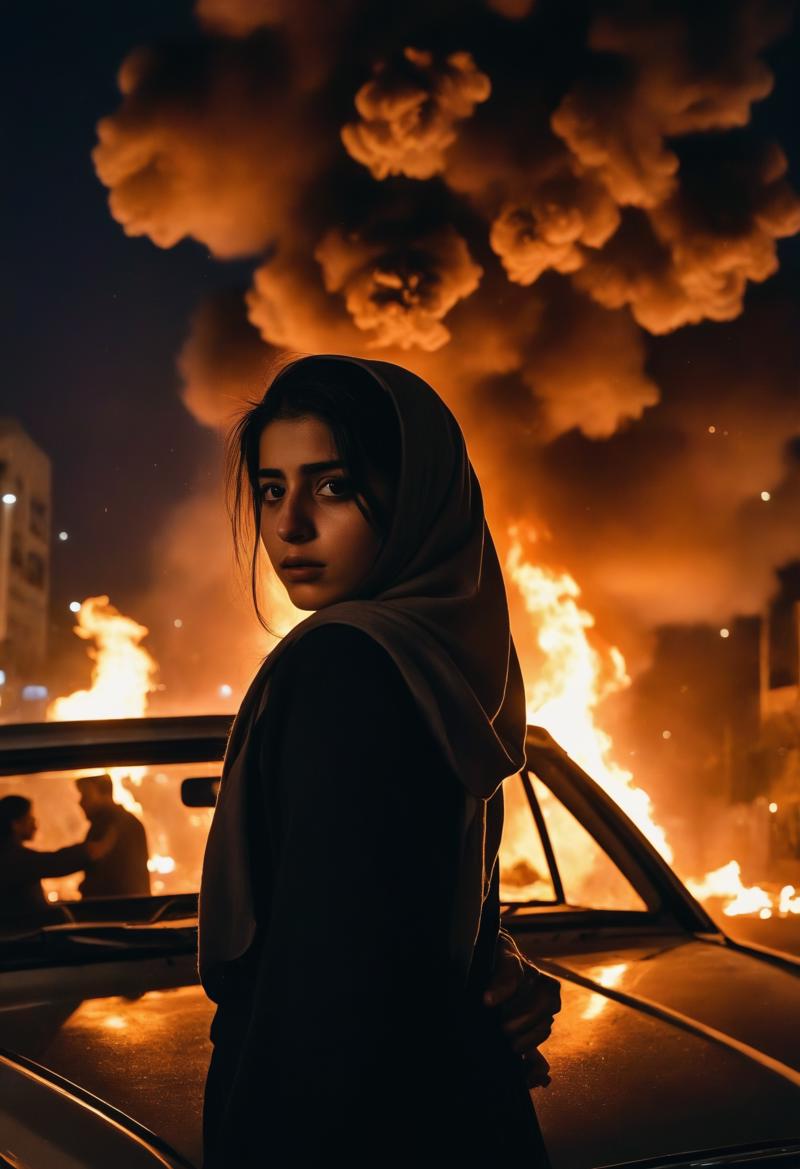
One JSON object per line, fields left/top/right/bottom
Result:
{"left": 484, "top": 928, "right": 561, "bottom": 1088}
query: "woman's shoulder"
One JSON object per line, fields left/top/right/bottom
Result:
{"left": 263, "top": 621, "right": 459, "bottom": 799}
{"left": 270, "top": 622, "right": 419, "bottom": 731}
{"left": 276, "top": 621, "right": 397, "bottom": 681}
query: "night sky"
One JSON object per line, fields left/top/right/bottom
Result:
{"left": 4, "top": 3, "right": 249, "bottom": 614}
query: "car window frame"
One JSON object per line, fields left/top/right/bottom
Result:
{"left": 0, "top": 718, "right": 228, "bottom": 939}
{"left": 500, "top": 726, "right": 720, "bottom": 938}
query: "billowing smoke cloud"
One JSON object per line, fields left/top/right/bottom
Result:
{"left": 518, "top": 288, "right": 659, "bottom": 439}
{"left": 490, "top": 172, "right": 621, "bottom": 285}
{"left": 315, "top": 223, "right": 483, "bottom": 350}
{"left": 549, "top": 1, "right": 787, "bottom": 205}
{"left": 93, "top": 33, "right": 333, "bottom": 257}
{"left": 195, "top": 0, "right": 285, "bottom": 37}
{"left": 573, "top": 140, "right": 800, "bottom": 332}
{"left": 246, "top": 247, "right": 366, "bottom": 353}
{"left": 94, "top": 0, "right": 800, "bottom": 669}
{"left": 515, "top": 287, "right": 800, "bottom": 639}
{"left": 486, "top": 0, "right": 536, "bottom": 18}
{"left": 177, "top": 291, "right": 275, "bottom": 427}
{"left": 194, "top": 0, "right": 359, "bottom": 88}
{"left": 341, "top": 48, "right": 491, "bottom": 180}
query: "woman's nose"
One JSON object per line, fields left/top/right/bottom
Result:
{"left": 277, "top": 491, "right": 315, "bottom": 543}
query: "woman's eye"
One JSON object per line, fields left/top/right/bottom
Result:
{"left": 318, "top": 478, "right": 353, "bottom": 499}
{"left": 260, "top": 484, "right": 284, "bottom": 502}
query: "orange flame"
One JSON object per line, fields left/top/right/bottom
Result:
{"left": 686, "top": 861, "right": 773, "bottom": 918}
{"left": 47, "top": 596, "right": 157, "bottom": 814}
{"left": 47, "top": 596, "right": 157, "bottom": 721}
{"left": 507, "top": 528, "right": 672, "bottom": 862}
{"left": 506, "top": 530, "right": 791, "bottom": 920}
{"left": 779, "top": 885, "right": 800, "bottom": 915}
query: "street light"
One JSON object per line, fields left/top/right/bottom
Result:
{"left": 0, "top": 493, "right": 17, "bottom": 642}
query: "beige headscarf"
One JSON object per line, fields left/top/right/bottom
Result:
{"left": 198, "top": 356, "right": 527, "bottom": 1002}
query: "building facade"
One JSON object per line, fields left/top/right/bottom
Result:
{"left": 0, "top": 420, "right": 51, "bottom": 683}
{"left": 758, "top": 595, "right": 800, "bottom": 872}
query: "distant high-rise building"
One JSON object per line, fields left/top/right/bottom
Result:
{"left": 0, "top": 420, "right": 51, "bottom": 678}
{"left": 757, "top": 580, "right": 800, "bottom": 869}
{"left": 759, "top": 597, "right": 800, "bottom": 724}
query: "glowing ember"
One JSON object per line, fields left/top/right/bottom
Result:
{"left": 147, "top": 854, "right": 177, "bottom": 875}
{"left": 778, "top": 885, "right": 800, "bottom": 916}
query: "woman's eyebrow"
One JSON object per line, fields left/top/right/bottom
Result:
{"left": 257, "top": 460, "right": 345, "bottom": 479}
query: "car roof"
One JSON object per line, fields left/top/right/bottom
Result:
{"left": 0, "top": 718, "right": 564, "bottom": 776}
{"left": 0, "top": 715, "right": 233, "bottom": 776}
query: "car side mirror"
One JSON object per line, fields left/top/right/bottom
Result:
{"left": 181, "top": 776, "right": 220, "bottom": 807}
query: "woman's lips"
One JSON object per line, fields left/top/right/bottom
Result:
{"left": 282, "top": 564, "right": 325, "bottom": 582}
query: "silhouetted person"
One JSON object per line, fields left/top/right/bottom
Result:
{"left": 0, "top": 794, "right": 110, "bottom": 919}
{"left": 76, "top": 774, "right": 151, "bottom": 898}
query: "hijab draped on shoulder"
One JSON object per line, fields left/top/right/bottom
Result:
{"left": 199, "top": 355, "right": 527, "bottom": 1002}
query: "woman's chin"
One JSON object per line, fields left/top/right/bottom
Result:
{"left": 286, "top": 582, "right": 335, "bottom": 611}
{"left": 284, "top": 574, "right": 368, "bottom": 611}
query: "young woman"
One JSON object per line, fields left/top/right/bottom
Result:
{"left": 199, "top": 355, "right": 558, "bottom": 1168}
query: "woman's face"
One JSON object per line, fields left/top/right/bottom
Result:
{"left": 257, "top": 416, "right": 385, "bottom": 610}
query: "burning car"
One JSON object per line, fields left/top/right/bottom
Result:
{"left": 0, "top": 715, "right": 798, "bottom": 1169}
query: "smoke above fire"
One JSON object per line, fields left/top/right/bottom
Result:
{"left": 94, "top": 0, "right": 800, "bottom": 650}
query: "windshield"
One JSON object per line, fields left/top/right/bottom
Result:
{"left": 0, "top": 760, "right": 219, "bottom": 931}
